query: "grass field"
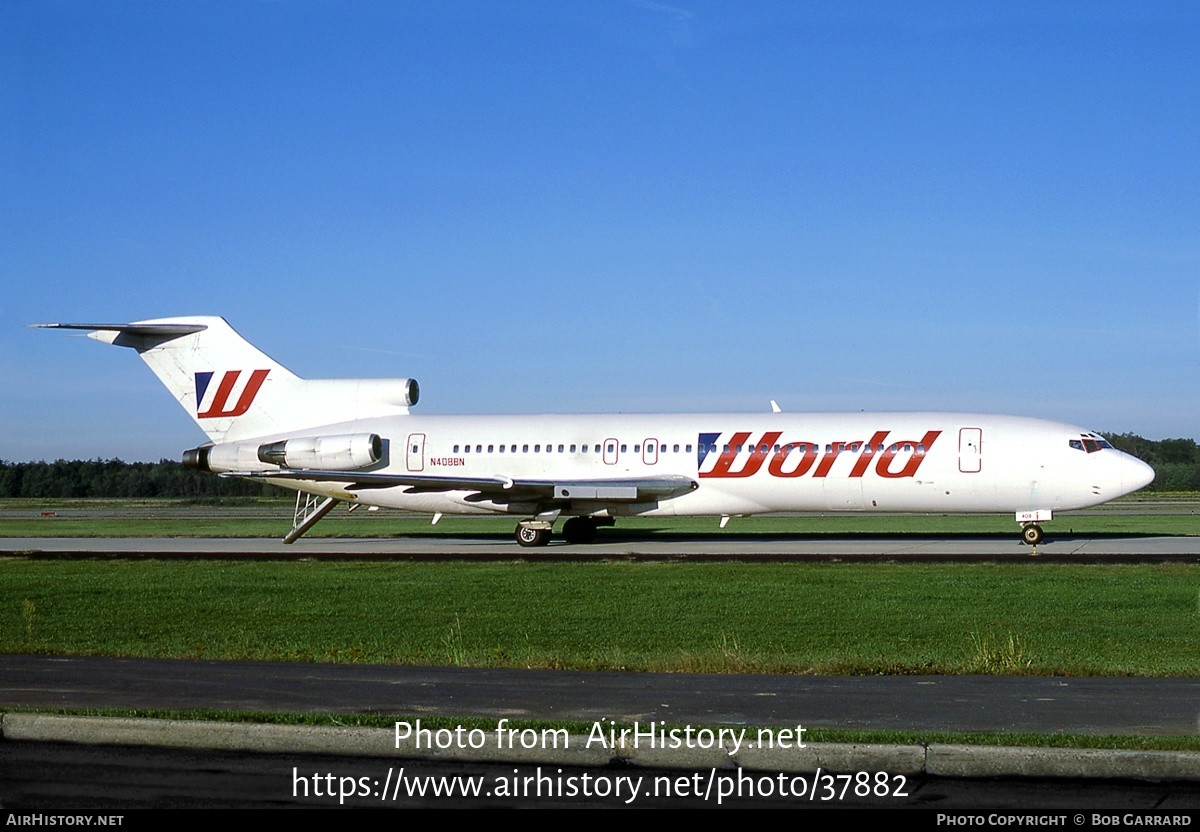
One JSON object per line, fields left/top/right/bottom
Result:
{"left": 3, "top": 497, "right": 1199, "bottom": 750}
{"left": 4, "top": 559, "right": 1199, "bottom": 676}
{"left": 2, "top": 496, "right": 1198, "bottom": 678}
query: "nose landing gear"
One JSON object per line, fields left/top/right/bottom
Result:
{"left": 1016, "top": 510, "right": 1051, "bottom": 547}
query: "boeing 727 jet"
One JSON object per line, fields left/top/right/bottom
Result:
{"left": 38, "top": 317, "right": 1155, "bottom": 546}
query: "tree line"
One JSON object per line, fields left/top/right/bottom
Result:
{"left": 1, "top": 434, "right": 1197, "bottom": 498}
{"left": 0, "top": 459, "right": 274, "bottom": 499}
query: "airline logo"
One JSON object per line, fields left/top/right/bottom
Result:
{"left": 194, "top": 370, "right": 270, "bottom": 419}
{"left": 697, "top": 430, "right": 941, "bottom": 479}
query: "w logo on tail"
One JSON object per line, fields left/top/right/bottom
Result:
{"left": 195, "top": 370, "right": 270, "bottom": 419}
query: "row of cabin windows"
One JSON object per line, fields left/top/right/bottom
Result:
{"left": 453, "top": 442, "right": 690, "bottom": 454}
{"left": 450, "top": 442, "right": 927, "bottom": 455}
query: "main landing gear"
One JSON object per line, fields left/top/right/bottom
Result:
{"left": 514, "top": 517, "right": 614, "bottom": 547}
{"left": 515, "top": 524, "right": 551, "bottom": 547}
{"left": 562, "top": 517, "right": 599, "bottom": 544}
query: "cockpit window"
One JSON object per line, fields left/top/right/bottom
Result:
{"left": 1071, "top": 435, "right": 1114, "bottom": 453}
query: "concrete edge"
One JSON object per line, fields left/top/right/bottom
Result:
{"left": 4, "top": 714, "right": 1199, "bottom": 780}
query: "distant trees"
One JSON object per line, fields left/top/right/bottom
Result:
{"left": 0, "top": 459, "right": 273, "bottom": 499}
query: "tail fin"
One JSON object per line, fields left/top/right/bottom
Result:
{"left": 36, "top": 316, "right": 418, "bottom": 443}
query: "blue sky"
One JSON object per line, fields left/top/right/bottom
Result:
{"left": 2, "top": 1, "right": 1198, "bottom": 462}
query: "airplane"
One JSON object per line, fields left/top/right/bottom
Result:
{"left": 37, "top": 316, "right": 1155, "bottom": 547}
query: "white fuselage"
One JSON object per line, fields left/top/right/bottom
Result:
{"left": 42, "top": 317, "right": 1157, "bottom": 541}
{"left": 264, "top": 411, "right": 1154, "bottom": 519}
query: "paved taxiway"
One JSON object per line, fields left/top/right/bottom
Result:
{"left": 4, "top": 654, "right": 1200, "bottom": 735}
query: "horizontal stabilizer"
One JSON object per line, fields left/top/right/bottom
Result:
{"left": 31, "top": 322, "right": 208, "bottom": 347}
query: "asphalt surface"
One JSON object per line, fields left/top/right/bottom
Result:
{"left": 4, "top": 655, "right": 1200, "bottom": 736}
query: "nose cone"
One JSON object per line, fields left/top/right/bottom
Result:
{"left": 1119, "top": 452, "right": 1155, "bottom": 494}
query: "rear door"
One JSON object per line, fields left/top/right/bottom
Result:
{"left": 406, "top": 433, "right": 426, "bottom": 472}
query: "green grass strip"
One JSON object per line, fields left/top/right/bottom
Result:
{"left": 4, "top": 560, "right": 1200, "bottom": 675}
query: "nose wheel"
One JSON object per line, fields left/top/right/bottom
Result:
{"left": 1021, "top": 524, "right": 1044, "bottom": 545}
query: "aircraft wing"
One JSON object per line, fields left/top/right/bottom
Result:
{"left": 223, "top": 470, "right": 697, "bottom": 502}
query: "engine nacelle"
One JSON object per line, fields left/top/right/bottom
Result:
{"left": 188, "top": 441, "right": 263, "bottom": 473}
{"left": 184, "top": 433, "right": 383, "bottom": 473}
{"left": 302, "top": 378, "right": 419, "bottom": 409}
{"left": 257, "top": 433, "right": 383, "bottom": 471}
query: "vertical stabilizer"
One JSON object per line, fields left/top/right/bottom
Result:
{"left": 37, "top": 316, "right": 418, "bottom": 444}
{"left": 39, "top": 317, "right": 298, "bottom": 443}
